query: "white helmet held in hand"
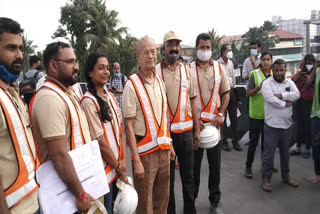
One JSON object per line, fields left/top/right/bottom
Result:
{"left": 113, "top": 176, "right": 138, "bottom": 214}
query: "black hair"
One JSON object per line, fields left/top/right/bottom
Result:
{"left": 29, "top": 55, "right": 41, "bottom": 67}
{"left": 85, "top": 53, "right": 112, "bottom": 122}
{"left": 220, "top": 43, "right": 230, "bottom": 57}
{"left": 259, "top": 51, "right": 273, "bottom": 68}
{"left": 249, "top": 41, "right": 261, "bottom": 48}
{"left": 273, "top": 59, "right": 286, "bottom": 67}
{"left": 304, "top": 54, "right": 316, "bottom": 63}
{"left": 43, "top": 41, "right": 70, "bottom": 71}
{"left": 0, "top": 17, "right": 23, "bottom": 38}
{"left": 195, "top": 33, "right": 211, "bottom": 47}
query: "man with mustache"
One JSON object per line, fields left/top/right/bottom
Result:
{"left": 30, "top": 42, "right": 94, "bottom": 212}
{"left": 156, "top": 31, "right": 200, "bottom": 214}
{"left": 0, "top": 17, "right": 39, "bottom": 214}
{"left": 260, "top": 59, "right": 300, "bottom": 192}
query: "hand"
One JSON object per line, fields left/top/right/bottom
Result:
{"left": 76, "top": 193, "right": 94, "bottom": 213}
{"left": 119, "top": 173, "right": 129, "bottom": 184}
{"left": 116, "top": 160, "right": 127, "bottom": 177}
{"left": 250, "top": 56, "right": 256, "bottom": 64}
{"left": 212, "top": 115, "right": 224, "bottom": 129}
{"left": 133, "top": 159, "right": 144, "bottom": 179}
{"left": 169, "top": 146, "right": 176, "bottom": 161}
{"left": 285, "top": 101, "right": 294, "bottom": 107}
{"left": 259, "top": 79, "right": 265, "bottom": 89}
{"left": 193, "top": 131, "right": 200, "bottom": 151}
{"left": 299, "top": 61, "right": 305, "bottom": 70}
{"left": 274, "top": 94, "right": 283, "bottom": 100}
{"left": 199, "top": 120, "right": 205, "bottom": 131}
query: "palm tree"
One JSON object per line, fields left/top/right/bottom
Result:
{"left": 207, "top": 28, "right": 224, "bottom": 60}
{"left": 22, "top": 35, "right": 37, "bottom": 73}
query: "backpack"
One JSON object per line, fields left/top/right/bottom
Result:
{"left": 19, "top": 71, "right": 40, "bottom": 96}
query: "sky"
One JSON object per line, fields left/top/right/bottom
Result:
{"left": 0, "top": 0, "right": 319, "bottom": 51}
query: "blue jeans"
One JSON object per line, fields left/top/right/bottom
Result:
{"left": 104, "top": 179, "right": 119, "bottom": 214}
{"left": 34, "top": 208, "right": 40, "bottom": 214}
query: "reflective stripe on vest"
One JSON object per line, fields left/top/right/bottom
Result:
{"left": 129, "top": 73, "right": 171, "bottom": 156}
{"left": 82, "top": 91, "right": 122, "bottom": 184}
{"left": 311, "top": 68, "right": 320, "bottom": 118}
{"left": 0, "top": 88, "right": 38, "bottom": 209}
{"left": 155, "top": 63, "right": 193, "bottom": 133}
{"left": 72, "top": 83, "right": 83, "bottom": 102}
{"left": 42, "top": 81, "right": 85, "bottom": 149}
{"left": 190, "top": 61, "right": 221, "bottom": 122}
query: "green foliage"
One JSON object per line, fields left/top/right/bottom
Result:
{"left": 208, "top": 28, "right": 224, "bottom": 60}
{"left": 22, "top": 35, "right": 37, "bottom": 73}
{"left": 53, "top": 0, "right": 136, "bottom": 81}
{"left": 244, "top": 21, "right": 279, "bottom": 52}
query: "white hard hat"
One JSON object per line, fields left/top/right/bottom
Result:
{"left": 200, "top": 123, "right": 220, "bottom": 149}
{"left": 113, "top": 177, "right": 138, "bottom": 214}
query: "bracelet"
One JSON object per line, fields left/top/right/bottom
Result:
{"left": 76, "top": 192, "right": 87, "bottom": 201}
{"left": 217, "top": 113, "right": 224, "bottom": 118}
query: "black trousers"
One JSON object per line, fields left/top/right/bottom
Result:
{"left": 314, "top": 160, "right": 320, "bottom": 175}
{"left": 262, "top": 124, "right": 290, "bottom": 181}
{"left": 194, "top": 142, "right": 221, "bottom": 206}
{"left": 246, "top": 118, "right": 264, "bottom": 169}
{"left": 222, "top": 88, "right": 238, "bottom": 143}
{"left": 168, "top": 130, "right": 196, "bottom": 214}
{"left": 296, "top": 99, "right": 313, "bottom": 150}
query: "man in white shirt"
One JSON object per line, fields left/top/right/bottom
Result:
{"left": 260, "top": 59, "right": 300, "bottom": 192}
{"left": 219, "top": 44, "right": 241, "bottom": 152}
{"left": 242, "top": 41, "right": 261, "bottom": 81}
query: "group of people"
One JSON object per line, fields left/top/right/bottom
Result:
{"left": 0, "top": 16, "right": 320, "bottom": 214}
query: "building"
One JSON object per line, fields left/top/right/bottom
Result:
{"left": 272, "top": 10, "right": 320, "bottom": 59}
{"left": 268, "top": 29, "right": 303, "bottom": 76}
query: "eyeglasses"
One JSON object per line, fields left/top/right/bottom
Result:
{"left": 54, "top": 58, "right": 78, "bottom": 66}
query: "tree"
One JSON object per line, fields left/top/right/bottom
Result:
{"left": 22, "top": 35, "right": 37, "bottom": 73}
{"left": 53, "top": 0, "right": 131, "bottom": 81}
{"left": 262, "top": 21, "right": 277, "bottom": 31}
{"left": 208, "top": 28, "right": 224, "bottom": 60}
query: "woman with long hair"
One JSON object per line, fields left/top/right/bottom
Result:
{"left": 291, "top": 54, "right": 316, "bottom": 158}
{"left": 81, "top": 53, "right": 127, "bottom": 213}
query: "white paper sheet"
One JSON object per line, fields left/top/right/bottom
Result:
{"left": 38, "top": 140, "right": 109, "bottom": 214}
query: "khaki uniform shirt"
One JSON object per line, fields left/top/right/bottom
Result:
{"left": 195, "top": 59, "right": 230, "bottom": 108}
{"left": 122, "top": 68, "right": 164, "bottom": 136}
{"left": 81, "top": 93, "right": 121, "bottom": 144}
{"left": 160, "top": 60, "right": 196, "bottom": 118}
{"left": 31, "top": 77, "right": 91, "bottom": 163}
{"left": 0, "top": 80, "right": 38, "bottom": 214}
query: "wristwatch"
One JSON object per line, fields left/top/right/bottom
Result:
{"left": 217, "top": 113, "right": 225, "bottom": 120}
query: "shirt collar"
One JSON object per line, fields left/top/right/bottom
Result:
{"left": 45, "top": 76, "right": 69, "bottom": 92}
{"left": 0, "top": 78, "right": 17, "bottom": 90}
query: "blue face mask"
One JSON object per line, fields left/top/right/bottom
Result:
{"left": 0, "top": 65, "right": 20, "bottom": 83}
{"left": 114, "top": 73, "right": 121, "bottom": 77}
{"left": 250, "top": 49, "right": 258, "bottom": 57}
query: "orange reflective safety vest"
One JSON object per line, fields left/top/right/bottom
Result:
{"left": 0, "top": 88, "right": 38, "bottom": 209}
{"left": 129, "top": 73, "right": 171, "bottom": 156}
{"left": 190, "top": 61, "right": 221, "bottom": 122}
{"left": 72, "top": 83, "right": 83, "bottom": 102}
{"left": 29, "top": 81, "right": 86, "bottom": 164}
{"left": 81, "top": 90, "right": 122, "bottom": 184}
{"left": 155, "top": 63, "right": 193, "bottom": 133}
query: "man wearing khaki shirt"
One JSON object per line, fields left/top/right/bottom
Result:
{"left": 30, "top": 42, "right": 94, "bottom": 213}
{"left": 0, "top": 17, "right": 39, "bottom": 214}
{"left": 190, "top": 33, "right": 230, "bottom": 214}
{"left": 123, "top": 36, "right": 175, "bottom": 214}
{"left": 156, "top": 31, "right": 200, "bottom": 214}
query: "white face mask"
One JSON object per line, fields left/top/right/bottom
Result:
{"left": 306, "top": 64, "right": 314, "bottom": 72}
{"left": 197, "top": 50, "right": 212, "bottom": 62}
{"left": 226, "top": 51, "right": 233, "bottom": 59}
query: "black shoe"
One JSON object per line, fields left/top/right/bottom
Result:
{"left": 232, "top": 142, "right": 242, "bottom": 151}
{"left": 222, "top": 142, "right": 231, "bottom": 151}
{"left": 244, "top": 168, "right": 253, "bottom": 178}
{"left": 272, "top": 168, "right": 278, "bottom": 173}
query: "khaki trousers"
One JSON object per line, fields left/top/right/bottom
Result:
{"left": 134, "top": 149, "right": 170, "bottom": 214}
